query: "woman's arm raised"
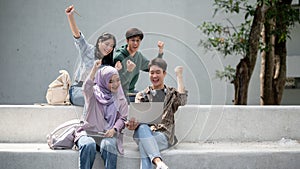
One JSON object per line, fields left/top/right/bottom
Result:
{"left": 89, "top": 60, "right": 102, "bottom": 81}
{"left": 65, "top": 5, "right": 80, "bottom": 38}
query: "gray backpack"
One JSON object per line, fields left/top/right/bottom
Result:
{"left": 47, "top": 119, "right": 83, "bottom": 150}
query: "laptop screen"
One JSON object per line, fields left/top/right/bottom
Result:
{"left": 128, "top": 102, "right": 164, "bottom": 124}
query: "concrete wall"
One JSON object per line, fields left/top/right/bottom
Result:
{"left": 0, "top": 0, "right": 299, "bottom": 105}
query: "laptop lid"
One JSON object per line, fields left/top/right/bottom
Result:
{"left": 128, "top": 102, "right": 164, "bottom": 124}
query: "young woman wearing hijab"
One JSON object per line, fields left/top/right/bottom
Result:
{"left": 65, "top": 5, "right": 117, "bottom": 106}
{"left": 75, "top": 60, "right": 128, "bottom": 169}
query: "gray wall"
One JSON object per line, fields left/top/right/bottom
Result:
{"left": 0, "top": 0, "right": 299, "bottom": 105}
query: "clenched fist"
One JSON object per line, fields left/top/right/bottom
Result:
{"left": 175, "top": 66, "right": 183, "bottom": 77}
{"left": 126, "top": 60, "right": 136, "bottom": 72}
{"left": 157, "top": 41, "right": 164, "bottom": 54}
{"left": 114, "top": 61, "right": 122, "bottom": 71}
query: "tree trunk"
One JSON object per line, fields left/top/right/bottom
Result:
{"left": 234, "top": 58, "right": 250, "bottom": 105}
{"left": 233, "top": 3, "right": 267, "bottom": 105}
{"left": 260, "top": 18, "right": 276, "bottom": 105}
{"left": 260, "top": 0, "right": 290, "bottom": 105}
{"left": 273, "top": 32, "right": 287, "bottom": 105}
{"left": 272, "top": 0, "right": 289, "bottom": 105}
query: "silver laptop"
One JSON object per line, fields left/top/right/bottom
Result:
{"left": 86, "top": 130, "right": 106, "bottom": 137}
{"left": 128, "top": 102, "right": 164, "bottom": 124}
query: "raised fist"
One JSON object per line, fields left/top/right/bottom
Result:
{"left": 157, "top": 41, "right": 164, "bottom": 49}
{"left": 126, "top": 60, "right": 136, "bottom": 72}
{"left": 175, "top": 66, "right": 183, "bottom": 77}
{"left": 65, "top": 5, "right": 74, "bottom": 15}
{"left": 114, "top": 61, "right": 122, "bottom": 71}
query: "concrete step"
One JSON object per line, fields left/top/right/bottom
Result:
{"left": 0, "top": 105, "right": 83, "bottom": 143}
{"left": 176, "top": 105, "right": 300, "bottom": 143}
{"left": 1, "top": 105, "right": 300, "bottom": 143}
{"left": 1, "top": 141, "right": 300, "bottom": 169}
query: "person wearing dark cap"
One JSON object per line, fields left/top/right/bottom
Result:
{"left": 114, "top": 28, "right": 164, "bottom": 102}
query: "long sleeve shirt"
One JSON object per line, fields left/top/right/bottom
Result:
{"left": 76, "top": 78, "right": 128, "bottom": 154}
{"left": 113, "top": 44, "right": 163, "bottom": 96}
{"left": 73, "top": 33, "right": 96, "bottom": 83}
{"left": 137, "top": 86, "right": 188, "bottom": 146}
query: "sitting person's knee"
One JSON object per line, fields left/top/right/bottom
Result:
{"left": 137, "top": 124, "right": 149, "bottom": 131}
{"left": 81, "top": 141, "right": 96, "bottom": 153}
{"left": 100, "top": 138, "right": 117, "bottom": 153}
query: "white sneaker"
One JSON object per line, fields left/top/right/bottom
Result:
{"left": 156, "top": 161, "right": 169, "bottom": 169}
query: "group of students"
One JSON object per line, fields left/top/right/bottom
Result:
{"left": 65, "top": 5, "right": 188, "bottom": 169}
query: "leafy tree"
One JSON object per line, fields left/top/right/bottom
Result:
{"left": 199, "top": 0, "right": 299, "bottom": 105}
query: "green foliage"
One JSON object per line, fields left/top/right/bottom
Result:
{"left": 198, "top": 20, "right": 251, "bottom": 57}
{"left": 274, "top": 2, "right": 300, "bottom": 43}
{"left": 213, "top": 0, "right": 251, "bottom": 16}
{"left": 216, "top": 65, "right": 236, "bottom": 82}
{"left": 198, "top": 0, "right": 255, "bottom": 58}
{"left": 199, "top": 0, "right": 300, "bottom": 82}
{"left": 198, "top": 0, "right": 255, "bottom": 82}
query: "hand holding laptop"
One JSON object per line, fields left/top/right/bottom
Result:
{"left": 125, "top": 117, "right": 140, "bottom": 130}
{"left": 105, "top": 128, "right": 116, "bottom": 138}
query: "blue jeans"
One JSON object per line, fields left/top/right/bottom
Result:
{"left": 77, "top": 135, "right": 118, "bottom": 169}
{"left": 69, "top": 85, "right": 85, "bottom": 107}
{"left": 133, "top": 124, "right": 169, "bottom": 169}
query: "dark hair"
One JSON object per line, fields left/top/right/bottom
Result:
{"left": 148, "top": 58, "right": 167, "bottom": 72}
{"left": 125, "top": 28, "right": 144, "bottom": 40}
{"left": 94, "top": 33, "right": 116, "bottom": 66}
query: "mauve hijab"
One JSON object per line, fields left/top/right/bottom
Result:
{"left": 93, "top": 66, "right": 124, "bottom": 130}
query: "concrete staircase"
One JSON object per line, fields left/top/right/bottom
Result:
{"left": 0, "top": 105, "right": 300, "bottom": 169}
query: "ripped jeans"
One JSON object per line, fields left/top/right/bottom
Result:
{"left": 77, "top": 135, "right": 118, "bottom": 169}
{"left": 133, "top": 124, "right": 169, "bottom": 169}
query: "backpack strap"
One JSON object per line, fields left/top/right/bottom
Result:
{"left": 50, "top": 119, "right": 82, "bottom": 135}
